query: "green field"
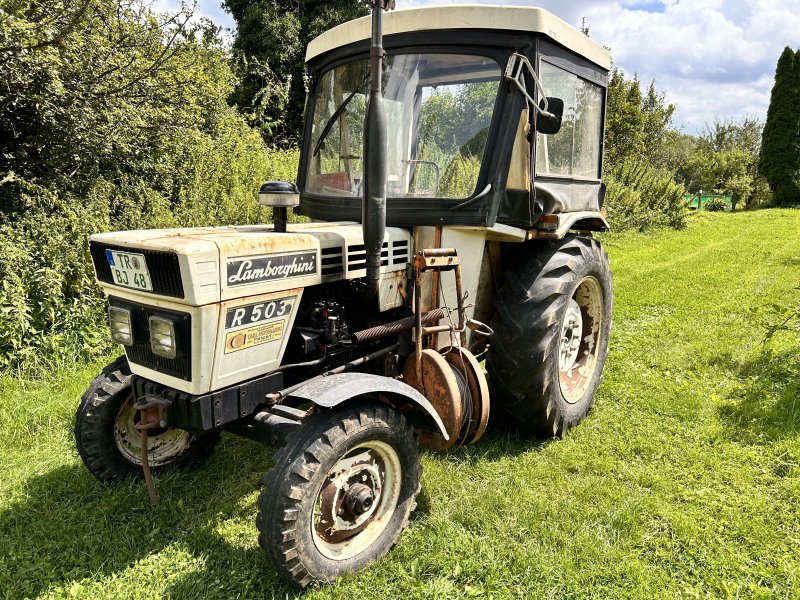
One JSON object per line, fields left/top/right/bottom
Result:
{"left": 2, "top": 210, "right": 799, "bottom": 599}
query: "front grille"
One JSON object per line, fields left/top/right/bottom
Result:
{"left": 109, "top": 297, "right": 192, "bottom": 381}
{"left": 90, "top": 242, "right": 185, "bottom": 298}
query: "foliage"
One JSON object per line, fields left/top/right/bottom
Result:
{"left": 749, "top": 286, "right": 800, "bottom": 345}
{"left": 603, "top": 160, "right": 687, "bottom": 231}
{"left": 704, "top": 197, "right": 728, "bottom": 211}
{"left": 224, "top": 0, "right": 368, "bottom": 145}
{"left": 682, "top": 118, "right": 770, "bottom": 210}
{"left": 0, "top": 0, "right": 300, "bottom": 372}
{"left": 658, "top": 130, "right": 699, "bottom": 185}
{"left": 414, "top": 81, "right": 495, "bottom": 197}
{"left": 604, "top": 69, "right": 675, "bottom": 168}
{"left": 758, "top": 47, "right": 800, "bottom": 207}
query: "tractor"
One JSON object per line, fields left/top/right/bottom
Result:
{"left": 75, "top": 2, "right": 613, "bottom": 588}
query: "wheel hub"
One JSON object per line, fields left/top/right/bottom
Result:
{"left": 314, "top": 448, "right": 385, "bottom": 545}
{"left": 559, "top": 298, "right": 583, "bottom": 373}
{"left": 312, "top": 441, "right": 402, "bottom": 560}
{"left": 344, "top": 483, "right": 375, "bottom": 515}
{"left": 558, "top": 276, "right": 604, "bottom": 403}
{"left": 114, "top": 394, "right": 191, "bottom": 467}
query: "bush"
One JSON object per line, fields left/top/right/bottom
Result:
{"left": 705, "top": 198, "right": 728, "bottom": 212}
{"left": 0, "top": 0, "right": 302, "bottom": 373}
{"left": 603, "top": 161, "right": 687, "bottom": 231}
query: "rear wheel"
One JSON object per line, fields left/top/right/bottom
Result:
{"left": 487, "top": 235, "right": 613, "bottom": 436}
{"left": 74, "top": 356, "right": 220, "bottom": 482}
{"left": 257, "top": 402, "right": 421, "bottom": 588}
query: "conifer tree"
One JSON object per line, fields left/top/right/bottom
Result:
{"left": 758, "top": 47, "right": 800, "bottom": 206}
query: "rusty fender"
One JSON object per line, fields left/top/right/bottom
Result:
{"left": 287, "top": 373, "right": 449, "bottom": 441}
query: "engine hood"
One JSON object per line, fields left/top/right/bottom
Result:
{"left": 89, "top": 221, "right": 413, "bottom": 305}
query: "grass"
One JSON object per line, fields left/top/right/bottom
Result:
{"left": 2, "top": 209, "right": 800, "bottom": 599}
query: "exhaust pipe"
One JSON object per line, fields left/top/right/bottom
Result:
{"left": 362, "top": 0, "right": 392, "bottom": 298}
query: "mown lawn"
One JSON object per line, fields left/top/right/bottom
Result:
{"left": 1, "top": 210, "right": 799, "bottom": 599}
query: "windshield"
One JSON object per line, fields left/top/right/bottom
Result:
{"left": 306, "top": 53, "right": 501, "bottom": 200}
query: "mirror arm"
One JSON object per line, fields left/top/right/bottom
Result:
{"left": 503, "top": 53, "right": 555, "bottom": 119}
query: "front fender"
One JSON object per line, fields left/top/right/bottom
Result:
{"left": 287, "top": 373, "right": 449, "bottom": 440}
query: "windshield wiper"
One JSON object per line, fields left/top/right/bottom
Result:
{"left": 313, "top": 71, "right": 371, "bottom": 157}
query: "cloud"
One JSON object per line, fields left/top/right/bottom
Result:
{"left": 398, "top": 0, "right": 798, "bottom": 132}
{"left": 577, "top": 0, "right": 798, "bottom": 130}
{"left": 184, "top": 0, "right": 797, "bottom": 132}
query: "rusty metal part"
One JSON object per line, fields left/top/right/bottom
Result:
{"left": 315, "top": 448, "right": 386, "bottom": 544}
{"left": 455, "top": 267, "right": 467, "bottom": 348}
{"left": 421, "top": 324, "right": 452, "bottom": 335}
{"left": 441, "top": 347, "right": 490, "bottom": 445}
{"left": 311, "top": 440, "right": 402, "bottom": 561}
{"left": 134, "top": 395, "right": 172, "bottom": 506}
{"left": 527, "top": 211, "right": 609, "bottom": 240}
{"left": 134, "top": 396, "right": 170, "bottom": 431}
{"left": 412, "top": 247, "right": 466, "bottom": 377}
{"left": 414, "top": 263, "right": 424, "bottom": 384}
{"left": 352, "top": 308, "right": 447, "bottom": 344}
{"left": 413, "top": 248, "right": 461, "bottom": 270}
{"left": 431, "top": 227, "right": 442, "bottom": 347}
{"left": 417, "top": 247, "right": 459, "bottom": 258}
{"left": 139, "top": 429, "right": 158, "bottom": 506}
{"left": 403, "top": 349, "right": 461, "bottom": 450}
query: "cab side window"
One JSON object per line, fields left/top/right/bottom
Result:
{"left": 535, "top": 61, "right": 604, "bottom": 179}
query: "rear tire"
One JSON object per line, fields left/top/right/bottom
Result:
{"left": 487, "top": 235, "right": 613, "bottom": 436}
{"left": 257, "top": 402, "right": 421, "bottom": 588}
{"left": 75, "top": 356, "right": 220, "bottom": 482}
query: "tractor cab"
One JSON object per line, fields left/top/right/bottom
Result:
{"left": 299, "top": 5, "right": 611, "bottom": 230}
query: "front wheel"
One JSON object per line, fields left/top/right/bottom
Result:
{"left": 488, "top": 235, "right": 613, "bottom": 436}
{"left": 74, "top": 356, "right": 220, "bottom": 482}
{"left": 257, "top": 402, "right": 421, "bottom": 588}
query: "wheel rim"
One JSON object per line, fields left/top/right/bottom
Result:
{"left": 312, "top": 441, "right": 402, "bottom": 560}
{"left": 114, "top": 393, "right": 192, "bottom": 467}
{"left": 558, "top": 276, "right": 604, "bottom": 403}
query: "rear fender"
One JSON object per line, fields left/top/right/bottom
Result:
{"left": 287, "top": 373, "right": 449, "bottom": 440}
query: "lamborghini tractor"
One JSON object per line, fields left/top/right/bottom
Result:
{"left": 75, "top": 3, "right": 614, "bottom": 587}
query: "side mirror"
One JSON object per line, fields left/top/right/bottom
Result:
{"left": 537, "top": 97, "right": 564, "bottom": 135}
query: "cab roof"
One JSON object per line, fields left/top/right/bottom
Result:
{"left": 305, "top": 4, "right": 612, "bottom": 70}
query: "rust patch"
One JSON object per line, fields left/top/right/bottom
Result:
{"left": 441, "top": 346, "right": 490, "bottom": 445}
{"left": 403, "top": 349, "right": 461, "bottom": 451}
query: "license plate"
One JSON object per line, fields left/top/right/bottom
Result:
{"left": 105, "top": 250, "right": 152, "bottom": 292}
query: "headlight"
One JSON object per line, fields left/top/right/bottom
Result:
{"left": 108, "top": 307, "right": 133, "bottom": 346}
{"left": 149, "top": 315, "right": 177, "bottom": 359}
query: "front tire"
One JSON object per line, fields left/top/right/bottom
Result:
{"left": 74, "top": 356, "right": 220, "bottom": 482}
{"left": 487, "top": 235, "right": 613, "bottom": 436}
{"left": 257, "top": 402, "right": 421, "bottom": 588}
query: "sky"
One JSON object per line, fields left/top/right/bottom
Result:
{"left": 165, "top": 0, "right": 800, "bottom": 134}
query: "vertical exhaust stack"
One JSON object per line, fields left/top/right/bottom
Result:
{"left": 362, "top": 0, "right": 393, "bottom": 298}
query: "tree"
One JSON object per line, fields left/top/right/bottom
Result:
{"left": 683, "top": 118, "right": 769, "bottom": 210}
{"left": 604, "top": 69, "right": 675, "bottom": 168}
{"left": 0, "top": 0, "right": 289, "bottom": 369}
{"left": 224, "top": 0, "right": 368, "bottom": 145}
{"left": 758, "top": 47, "right": 800, "bottom": 206}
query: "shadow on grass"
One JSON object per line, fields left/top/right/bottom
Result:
{"left": 1, "top": 413, "right": 552, "bottom": 597}
{"left": 0, "top": 435, "right": 299, "bottom": 598}
{"left": 715, "top": 348, "right": 800, "bottom": 445}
